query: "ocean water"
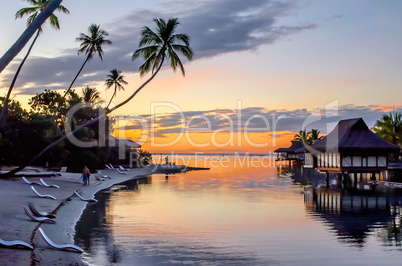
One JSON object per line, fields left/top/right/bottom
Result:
{"left": 75, "top": 155, "right": 402, "bottom": 265}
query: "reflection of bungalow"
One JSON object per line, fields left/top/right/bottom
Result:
{"left": 274, "top": 140, "right": 304, "bottom": 162}
{"left": 308, "top": 118, "right": 400, "bottom": 186}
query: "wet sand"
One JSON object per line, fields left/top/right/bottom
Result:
{"left": 0, "top": 166, "right": 157, "bottom": 266}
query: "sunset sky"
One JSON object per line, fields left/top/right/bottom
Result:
{"left": 1, "top": 0, "right": 402, "bottom": 153}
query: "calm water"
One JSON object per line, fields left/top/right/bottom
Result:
{"left": 75, "top": 155, "right": 402, "bottom": 265}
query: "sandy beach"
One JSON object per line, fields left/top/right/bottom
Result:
{"left": 0, "top": 166, "right": 159, "bottom": 266}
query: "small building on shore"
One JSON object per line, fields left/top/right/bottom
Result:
{"left": 274, "top": 140, "right": 305, "bottom": 166}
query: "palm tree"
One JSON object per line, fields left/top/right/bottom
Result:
{"left": 0, "top": 17, "right": 193, "bottom": 178}
{"left": 105, "top": 69, "right": 128, "bottom": 109}
{"left": 310, "top": 129, "right": 323, "bottom": 143}
{"left": 82, "top": 86, "right": 101, "bottom": 104}
{"left": 0, "top": 0, "right": 69, "bottom": 125}
{"left": 0, "top": 0, "right": 63, "bottom": 73}
{"left": 373, "top": 112, "right": 402, "bottom": 148}
{"left": 293, "top": 129, "right": 312, "bottom": 145}
{"left": 63, "top": 24, "right": 112, "bottom": 98}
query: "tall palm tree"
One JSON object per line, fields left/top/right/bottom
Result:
{"left": 0, "top": 0, "right": 69, "bottom": 125}
{"left": 0, "top": 17, "right": 193, "bottom": 178}
{"left": 82, "top": 86, "right": 101, "bottom": 104}
{"left": 373, "top": 112, "right": 402, "bottom": 147}
{"left": 63, "top": 24, "right": 112, "bottom": 98}
{"left": 0, "top": 0, "right": 63, "bottom": 73}
{"left": 105, "top": 69, "right": 128, "bottom": 109}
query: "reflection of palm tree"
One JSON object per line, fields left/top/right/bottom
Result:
{"left": 0, "top": 0, "right": 69, "bottom": 125}
{"left": 82, "top": 86, "right": 101, "bottom": 104}
{"left": 373, "top": 112, "right": 402, "bottom": 148}
{"left": 105, "top": 69, "right": 128, "bottom": 109}
{"left": 64, "top": 24, "right": 112, "bottom": 98}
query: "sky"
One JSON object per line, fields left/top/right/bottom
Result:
{"left": 1, "top": 0, "right": 402, "bottom": 153}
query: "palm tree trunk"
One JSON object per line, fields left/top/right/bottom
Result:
{"left": 62, "top": 56, "right": 89, "bottom": 98}
{"left": 0, "top": 30, "right": 40, "bottom": 126}
{"left": 0, "top": 59, "right": 165, "bottom": 178}
{"left": 106, "top": 84, "right": 117, "bottom": 109}
{"left": 0, "top": 0, "right": 62, "bottom": 73}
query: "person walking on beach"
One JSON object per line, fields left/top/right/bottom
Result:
{"left": 82, "top": 166, "right": 90, "bottom": 186}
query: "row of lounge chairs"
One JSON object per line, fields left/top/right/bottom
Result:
{"left": 0, "top": 176, "right": 97, "bottom": 253}
{"left": 105, "top": 164, "right": 129, "bottom": 175}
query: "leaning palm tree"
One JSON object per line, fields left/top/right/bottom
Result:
{"left": 0, "top": 0, "right": 69, "bottom": 125}
{"left": 0, "top": 17, "right": 193, "bottom": 178}
{"left": 105, "top": 69, "right": 128, "bottom": 109}
{"left": 63, "top": 24, "right": 112, "bottom": 98}
{"left": 0, "top": 0, "right": 63, "bottom": 73}
{"left": 82, "top": 86, "right": 101, "bottom": 104}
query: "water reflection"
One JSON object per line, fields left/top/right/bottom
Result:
{"left": 75, "top": 155, "right": 402, "bottom": 265}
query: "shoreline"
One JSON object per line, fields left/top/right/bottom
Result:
{"left": 0, "top": 166, "right": 161, "bottom": 266}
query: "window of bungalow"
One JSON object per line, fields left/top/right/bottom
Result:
{"left": 352, "top": 156, "right": 362, "bottom": 167}
{"left": 368, "top": 156, "right": 376, "bottom": 167}
{"left": 336, "top": 154, "right": 340, "bottom": 167}
{"left": 325, "top": 153, "right": 329, "bottom": 167}
{"left": 378, "top": 156, "right": 387, "bottom": 167}
{"left": 342, "top": 156, "right": 352, "bottom": 167}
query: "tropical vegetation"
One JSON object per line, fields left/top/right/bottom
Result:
{"left": 0, "top": 14, "right": 193, "bottom": 177}
{"left": 293, "top": 129, "right": 323, "bottom": 146}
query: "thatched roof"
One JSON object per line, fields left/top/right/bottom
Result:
{"left": 109, "top": 136, "right": 141, "bottom": 148}
{"left": 274, "top": 140, "right": 305, "bottom": 153}
{"left": 310, "top": 118, "right": 399, "bottom": 153}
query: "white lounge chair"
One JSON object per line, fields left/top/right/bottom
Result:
{"left": 97, "top": 171, "right": 111, "bottom": 179}
{"left": 23, "top": 206, "right": 56, "bottom": 224}
{"left": 74, "top": 191, "right": 98, "bottom": 203}
{"left": 28, "top": 202, "right": 55, "bottom": 218}
{"left": 31, "top": 186, "right": 56, "bottom": 200}
{"left": 22, "top": 176, "right": 42, "bottom": 186}
{"left": 119, "top": 166, "right": 128, "bottom": 171}
{"left": 38, "top": 228, "right": 83, "bottom": 253}
{"left": 105, "top": 164, "right": 112, "bottom": 169}
{"left": 0, "top": 238, "right": 33, "bottom": 250}
{"left": 109, "top": 163, "right": 115, "bottom": 169}
{"left": 117, "top": 169, "right": 128, "bottom": 175}
{"left": 40, "top": 178, "right": 60, "bottom": 189}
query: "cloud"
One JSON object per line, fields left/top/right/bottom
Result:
{"left": 115, "top": 104, "right": 402, "bottom": 136}
{"left": 2, "top": 0, "right": 316, "bottom": 95}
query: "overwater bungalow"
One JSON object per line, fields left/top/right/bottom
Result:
{"left": 276, "top": 118, "right": 401, "bottom": 189}
{"left": 308, "top": 118, "right": 400, "bottom": 188}
{"left": 274, "top": 140, "right": 304, "bottom": 165}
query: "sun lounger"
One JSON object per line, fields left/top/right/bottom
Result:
{"left": 119, "top": 166, "right": 128, "bottom": 171}
{"left": 22, "top": 176, "right": 42, "bottom": 186}
{"left": 97, "top": 171, "right": 111, "bottom": 179}
{"left": 109, "top": 163, "right": 115, "bottom": 169}
{"left": 74, "top": 191, "right": 98, "bottom": 203}
{"left": 40, "top": 178, "right": 60, "bottom": 189}
{"left": 0, "top": 238, "right": 33, "bottom": 250}
{"left": 23, "top": 206, "right": 56, "bottom": 224}
{"left": 28, "top": 202, "right": 55, "bottom": 218}
{"left": 117, "top": 169, "right": 128, "bottom": 175}
{"left": 105, "top": 164, "right": 112, "bottom": 169}
{"left": 38, "top": 228, "right": 83, "bottom": 253}
{"left": 31, "top": 186, "right": 56, "bottom": 200}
